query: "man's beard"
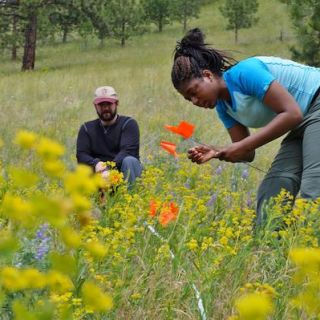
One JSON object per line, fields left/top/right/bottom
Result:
{"left": 97, "top": 108, "right": 117, "bottom": 122}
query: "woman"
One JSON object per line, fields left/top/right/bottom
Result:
{"left": 171, "top": 28, "right": 320, "bottom": 225}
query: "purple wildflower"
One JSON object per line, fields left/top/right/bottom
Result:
{"left": 34, "top": 223, "right": 50, "bottom": 261}
{"left": 184, "top": 181, "right": 191, "bottom": 189}
{"left": 246, "top": 191, "right": 253, "bottom": 207}
{"left": 215, "top": 165, "right": 222, "bottom": 175}
{"left": 206, "top": 193, "right": 217, "bottom": 207}
{"left": 241, "top": 168, "right": 249, "bottom": 180}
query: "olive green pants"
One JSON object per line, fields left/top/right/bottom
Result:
{"left": 256, "top": 94, "right": 320, "bottom": 225}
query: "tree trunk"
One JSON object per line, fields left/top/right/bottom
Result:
{"left": 279, "top": 28, "right": 283, "bottom": 42}
{"left": 11, "top": 14, "right": 18, "bottom": 61}
{"left": 121, "top": 20, "right": 125, "bottom": 47}
{"left": 99, "top": 37, "right": 105, "bottom": 48}
{"left": 158, "top": 18, "right": 162, "bottom": 32}
{"left": 62, "top": 26, "right": 68, "bottom": 43}
{"left": 22, "top": 13, "right": 37, "bottom": 71}
{"left": 183, "top": 15, "right": 187, "bottom": 32}
{"left": 182, "top": 2, "right": 187, "bottom": 32}
{"left": 235, "top": 27, "right": 238, "bottom": 44}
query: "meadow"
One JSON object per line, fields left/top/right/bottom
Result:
{"left": 0, "top": 0, "right": 319, "bottom": 319}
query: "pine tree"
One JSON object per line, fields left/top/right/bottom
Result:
{"left": 0, "top": 0, "right": 82, "bottom": 70}
{"left": 107, "top": 0, "right": 146, "bottom": 47}
{"left": 171, "top": 0, "right": 203, "bottom": 32}
{"left": 220, "top": 0, "right": 259, "bottom": 43}
{"left": 48, "top": 0, "right": 83, "bottom": 43}
{"left": 289, "top": 0, "right": 320, "bottom": 66}
{"left": 79, "top": 0, "right": 110, "bottom": 47}
{"left": 142, "top": 0, "right": 171, "bottom": 32}
{"left": 0, "top": 0, "right": 23, "bottom": 61}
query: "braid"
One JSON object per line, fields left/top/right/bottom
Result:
{"left": 171, "top": 28, "right": 235, "bottom": 90}
{"left": 171, "top": 56, "right": 202, "bottom": 90}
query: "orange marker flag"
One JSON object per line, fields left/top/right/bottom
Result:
{"left": 160, "top": 140, "right": 178, "bottom": 157}
{"left": 165, "top": 121, "right": 195, "bottom": 139}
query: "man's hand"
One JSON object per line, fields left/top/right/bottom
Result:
{"left": 187, "top": 145, "right": 220, "bottom": 164}
{"left": 95, "top": 161, "right": 107, "bottom": 173}
{"left": 101, "top": 170, "right": 110, "bottom": 180}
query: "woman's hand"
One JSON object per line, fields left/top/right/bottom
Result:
{"left": 215, "top": 141, "right": 253, "bottom": 163}
{"left": 187, "top": 145, "right": 219, "bottom": 164}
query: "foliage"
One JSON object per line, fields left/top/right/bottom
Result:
{"left": 0, "top": 1, "right": 23, "bottom": 60}
{"left": 0, "top": 132, "right": 319, "bottom": 318}
{"left": 220, "top": 0, "right": 259, "bottom": 43}
{"left": 79, "top": 0, "right": 110, "bottom": 46}
{"left": 289, "top": 0, "right": 320, "bottom": 66}
{"left": 171, "top": 0, "right": 203, "bottom": 32}
{"left": 107, "top": 0, "right": 147, "bottom": 47}
{"left": 48, "top": 0, "right": 83, "bottom": 43}
{"left": 142, "top": 0, "right": 171, "bottom": 32}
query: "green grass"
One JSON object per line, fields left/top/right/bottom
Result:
{"left": 0, "top": 0, "right": 294, "bottom": 168}
{"left": 1, "top": 1, "right": 315, "bottom": 319}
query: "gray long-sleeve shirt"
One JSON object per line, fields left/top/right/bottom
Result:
{"left": 76, "top": 115, "right": 140, "bottom": 170}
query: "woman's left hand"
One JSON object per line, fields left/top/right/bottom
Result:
{"left": 215, "top": 142, "right": 252, "bottom": 163}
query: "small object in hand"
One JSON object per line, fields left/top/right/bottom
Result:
{"left": 95, "top": 161, "right": 107, "bottom": 173}
{"left": 101, "top": 170, "right": 110, "bottom": 180}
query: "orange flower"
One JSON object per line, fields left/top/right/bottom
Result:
{"left": 160, "top": 141, "right": 178, "bottom": 157}
{"left": 158, "top": 202, "right": 179, "bottom": 227}
{"left": 164, "top": 121, "right": 195, "bottom": 139}
{"left": 149, "top": 199, "right": 158, "bottom": 217}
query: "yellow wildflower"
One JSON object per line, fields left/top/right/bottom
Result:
{"left": 289, "top": 248, "right": 320, "bottom": 273}
{"left": 186, "top": 238, "right": 198, "bottom": 251}
{"left": 8, "top": 167, "right": 38, "bottom": 188}
{"left": 47, "top": 271, "right": 74, "bottom": 293}
{"left": 81, "top": 281, "right": 113, "bottom": 312}
{"left": 220, "top": 236, "right": 229, "bottom": 246}
{"left": 130, "top": 292, "right": 142, "bottom": 300}
{"left": 43, "top": 160, "right": 66, "bottom": 178}
{"left": 60, "top": 227, "right": 81, "bottom": 249}
{"left": 35, "top": 137, "right": 65, "bottom": 160}
{"left": 235, "top": 293, "right": 274, "bottom": 320}
{"left": 72, "top": 298, "right": 82, "bottom": 306}
{"left": 85, "top": 240, "right": 108, "bottom": 259}
{"left": 30, "top": 195, "right": 69, "bottom": 228}
{"left": 71, "top": 193, "right": 92, "bottom": 212}
{"left": 0, "top": 267, "right": 25, "bottom": 291}
{"left": 14, "top": 130, "right": 37, "bottom": 149}
{"left": 22, "top": 268, "right": 47, "bottom": 290}
{"left": 64, "top": 165, "right": 99, "bottom": 195}
{"left": 1, "top": 194, "right": 34, "bottom": 227}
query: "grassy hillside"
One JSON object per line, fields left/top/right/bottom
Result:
{"left": 0, "top": 0, "right": 294, "bottom": 168}
{"left": 1, "top": 1, "right": 317, "bottom": 320}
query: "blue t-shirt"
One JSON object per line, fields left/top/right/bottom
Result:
{"left": 216, "top": 56, "right": 320, "bottom": 129}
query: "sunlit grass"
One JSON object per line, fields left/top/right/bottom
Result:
{"left": 0, "top": 0, "right": 294, "bottom": 166}
{"left": 1, "top": 1, "right": 318, "bottom": 319}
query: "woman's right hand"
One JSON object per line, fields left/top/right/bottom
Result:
{"left": 187, "top": 145, "right": 219, "bottom": 164}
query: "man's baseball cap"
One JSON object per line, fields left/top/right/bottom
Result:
{"left": 93, "top": 86, "right": 118, "bottom": 104}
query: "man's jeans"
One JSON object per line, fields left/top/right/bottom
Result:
{"left": 120, "top": 156, "right": 143, "bottom": 185}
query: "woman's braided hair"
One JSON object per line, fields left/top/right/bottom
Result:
{"left": 171, "top": 28, "right": 235, "bottom": 90}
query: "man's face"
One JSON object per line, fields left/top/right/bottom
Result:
{"left": 95, "top": 101, "right": 118, "bottom": 122}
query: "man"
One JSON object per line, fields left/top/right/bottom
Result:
{"left": 76, "top": 86, "right": 142, "bottom": 185}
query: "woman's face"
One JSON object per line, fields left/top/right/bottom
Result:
{"left": 178, "top": 71, "right": 223, "bottom": 109}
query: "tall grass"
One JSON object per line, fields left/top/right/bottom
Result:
{"left": 1, "top": 1, "right": 316, "bottom": 320}
{"left": 0, "top": 0, "right": 294, "bottom": 167}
